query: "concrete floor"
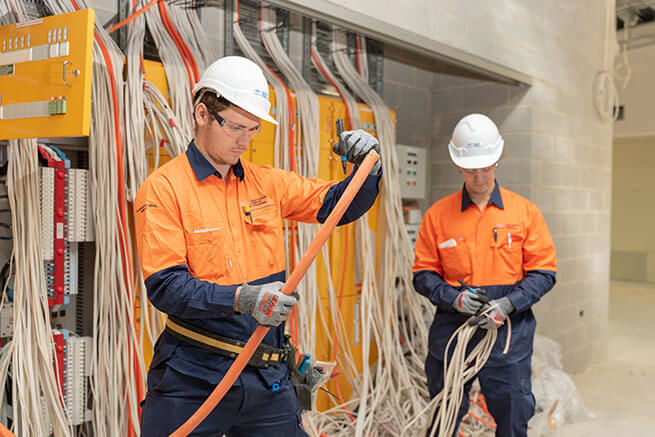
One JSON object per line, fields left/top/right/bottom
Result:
{"left": 559, "top": 281, "right": 655, "bottom": 436}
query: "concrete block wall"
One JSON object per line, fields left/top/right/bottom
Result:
{"left": 366, "top": 0, "right": 614, "bottom": 373}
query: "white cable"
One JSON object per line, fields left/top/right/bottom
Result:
{"left": 232, "top": 0, "right": 294, "bottom": 275}
{"left": 0, "top": 140, "right": 73, "bottom": 436}
{"left": 356, "top": 35, "right": 369, "bottom": 82}
{"left": 614, "top": 21, "right": 632, "bottom": 89}
{"left": 258, "top": 4, "right": 322, "bottom": 358}
{"left": 329, "top": 28, "right": 435, "bottom": 436}
{"left": 144, "top": 1, "right": 195, "bottom": 137}
{"left": 593, "top": 0, "right": 620, "bottom": 122}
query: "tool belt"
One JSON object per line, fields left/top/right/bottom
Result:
{"left": 165, "top": 317, "right": 287, "bottom": 369}
{"left": 286, "top": 343, "right": 313, "bottom": 411}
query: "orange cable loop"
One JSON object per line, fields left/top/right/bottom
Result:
{"left": 108, "top": 0, "right": 159, "bottom": 33}
{"left": 170, "top": 152, "right": 379, "bottom": 436}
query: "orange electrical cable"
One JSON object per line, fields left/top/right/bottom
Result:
{"left": 108, "top": 0, "right": 158, "bottom": 33}
{"left": 310, "top": 45, "right": 358, "bottom": 421}
{"left": 355, "top": 36, "right": 362, "bottom": 77}
{"left": 158, "top": 0, "right": 199, "bottom": 85}
{"left": 170, "top": 151, "right": 379, "bottom": 437}
{"left": 0, "top": 423, "right": 14, "bottom": 437}
{"left": 467, "top": 410, "right": 497, "bottom": 429}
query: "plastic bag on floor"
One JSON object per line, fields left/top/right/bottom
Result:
{"left": 528, "top": 336, "right": 593, "bottom": 437}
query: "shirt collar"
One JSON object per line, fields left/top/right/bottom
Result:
{"left": 461, "top": 181, "right": 504, "bottom": 211}
{"left": 186, "top": 140, "right": 245, "bottom": 182}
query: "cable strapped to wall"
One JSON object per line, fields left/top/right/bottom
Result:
{"left": 258, "top": 3, "right": 322, "bottom": 356}
{"left": 593, "top": 0, "right": 621, "bottom": 122}
{"left": 305, "top": 21, "right": 377, "bottom": 435}
{"left": 144, "top": 0, "right": 215, "bottom": 137}
{"left": 328, "top": 28, "right": 435, "bottom": 436}
{"left": 232, "top": 0, "right": 302, "bottom": 328}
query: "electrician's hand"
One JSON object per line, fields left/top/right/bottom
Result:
{"left": 451, "top": 289, "right": 487, "bottom": 316}
{"left": 334, "top": 129, "right": 382, "bottom": 175}
{"left": 473, "top": 297, "right": 514, "bottom": 330}
{"left": 236, "top": 282, "right": 299, "bottom": 327}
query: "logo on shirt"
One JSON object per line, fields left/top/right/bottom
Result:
{"left": 136, "top": 203, "right": 158, "bottom": 213}
{"left": 193, "top": 227, "right": 221, "bottom": 234}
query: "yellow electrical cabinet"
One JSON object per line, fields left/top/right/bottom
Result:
{"left": 0, "top": 9, "right": 94, "bottom": 140}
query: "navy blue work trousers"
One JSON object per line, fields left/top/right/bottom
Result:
{"left": 141, "top": 363, "right": 308, "bottom": 437}
{"left": 425, "top": 353, "right": 535, "bottom": 437}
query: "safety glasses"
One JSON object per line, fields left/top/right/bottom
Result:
{"left": 459, "top": 163, "right": 499, "bottom": 175}
{"left": 208, "top": 107, "right": 262, "bottom": 139}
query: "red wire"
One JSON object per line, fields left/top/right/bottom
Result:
{"left": 108, "top": 0, "right": 158, "bottom": 33}
{"left": 467, "top": 410, "right": 497, "bottom": 429}
{"left": 310, "top": 48, "right": 353, "bottom": 129}
{"left": 355, "top": 36, "right": 362, "bottom": 76}
{"left": 157, "top": 0, "right": 198, "bottom": 86}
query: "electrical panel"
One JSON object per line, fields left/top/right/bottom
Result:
{"left": 397, "top": 144, "right": 427, "bottom": 199}
{"left": 0, "top": 303, "right": 13, "bottom": 337}
{"left": 0, "top": 9, "right": 94, "bottom": 140}
{"left": 39, "top": 144, "right": 93, "bottom": 310}
{"left": 64, "top": 335, "right": 92, "bottom": 425}
{"left": 405, "top": 224, "right": 420, "bottom": 250}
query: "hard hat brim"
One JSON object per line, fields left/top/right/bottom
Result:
{"left": 243, "top": 105, "right": 278, "bottom": 125}
{"left": 192, "top": 83, "right": 278, "bottom": 125}
{"left": 449, "top": 141, "right": 503, "bottom": 169}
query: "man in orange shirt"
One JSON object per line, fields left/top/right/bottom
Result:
{"left": 413, "top": 114, "right": 557, "bottom": 436}
{"left": 134, "top": 56, "right": 382, "bottom": 436}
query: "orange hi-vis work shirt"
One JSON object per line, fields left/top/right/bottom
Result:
{"left": 134, "top": 141, "right": 381, "bottom": 386}
{"left": 412, "top": 182, "right": 556, "bottom": 363}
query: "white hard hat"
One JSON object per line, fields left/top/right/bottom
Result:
{"left": 448, "top": 113, "right": 503, "bottom": 169}
{"left": 193, "top": 56, "right": 277, "bottom": 125}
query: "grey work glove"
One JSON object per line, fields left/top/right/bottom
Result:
{"left": 473, "top": 297, "right": 515, "bottom": 330}
{"left": 452, "top": 289, "right": 487, "bottom": 316}
{"left": 236, "top": 282, "right": 298, "bottom": 327}
{"left": 334, "top": 129, "right": 382, "bottom": 175}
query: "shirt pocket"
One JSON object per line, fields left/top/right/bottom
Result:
{"left": 184, "top": 223, "right": 227, "bottom": 280}
{"left": 491, "top": 227, "right": 525, "bottom": 277}
{"left": 438, "top": 239, "right": 471, "bottom": 283}
{"left": 244, "top": 204, "right": 283, "bottom": 271}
